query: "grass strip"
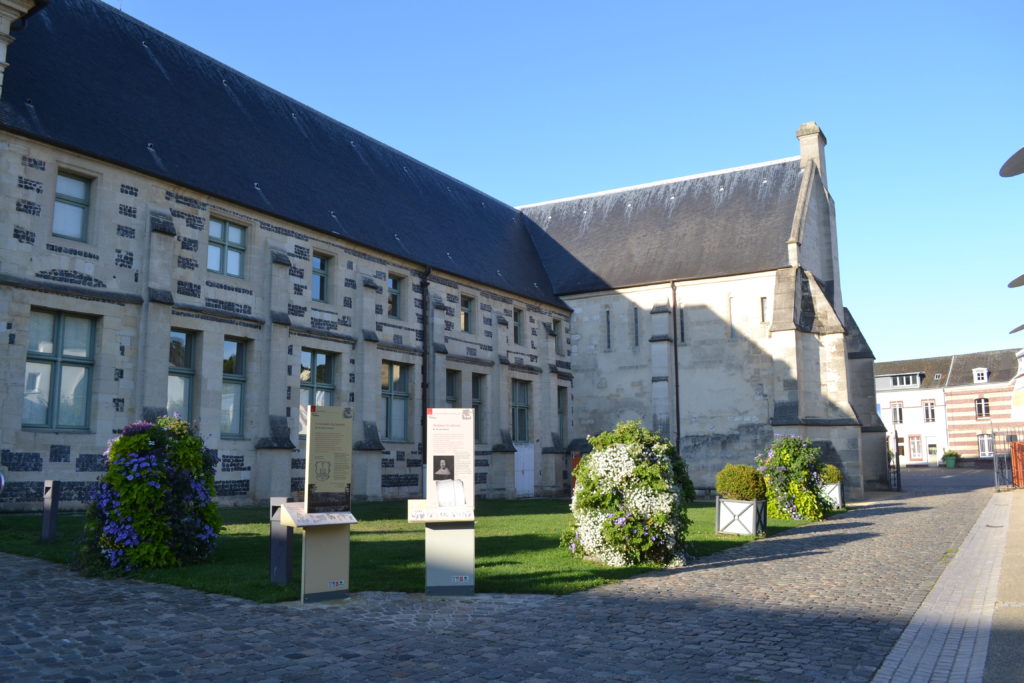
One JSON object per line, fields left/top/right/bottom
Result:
{"left": 0, "top": 498, "right": 819, "bottom": 601}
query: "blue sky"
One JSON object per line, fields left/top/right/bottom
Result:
{"left": 104, "top": 0, "right": 1024, "bottom": 362}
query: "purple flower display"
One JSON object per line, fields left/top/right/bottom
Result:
{"left": 80, "top": 416, "right": 221, "bottom": 573}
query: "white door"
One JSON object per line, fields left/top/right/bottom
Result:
{"left": 514, "top": 443, "right": 534, "bottom": 497}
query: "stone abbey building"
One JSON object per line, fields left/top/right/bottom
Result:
{"left": 0, "top": 0, "right": 886, "bottom": 508}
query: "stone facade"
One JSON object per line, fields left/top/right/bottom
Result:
{"left": 1, "top": 136, "right": 572, "bottom": 509}
{"left": 0, "top": 0, "right": 886, "bottom": 509}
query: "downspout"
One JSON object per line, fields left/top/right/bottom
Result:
{"left": 419, "top": 267, "right": 432, "bottom": 498}
{"left": 670, "top": 280, "right": 681, "bottom": 455}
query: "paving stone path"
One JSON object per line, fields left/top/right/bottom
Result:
{"left": 1, "top": 468, "right": 997, "bottom": 682}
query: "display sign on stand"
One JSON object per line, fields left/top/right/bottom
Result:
{"left": 407, "top": 408, "right": 476, "bottom": 595}
{"left": 278, "top": 405, "right": 357, "bottom": 603}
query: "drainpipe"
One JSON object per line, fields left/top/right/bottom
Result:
{"left": 419, "top": 267, "right": 432, "bottom": 498}
{"left": 670, "top": 280, "right": 681, "bottom": 455}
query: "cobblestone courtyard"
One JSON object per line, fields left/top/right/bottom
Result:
{"left": 1, "top": 468, "right": 1004, "bottom": 681}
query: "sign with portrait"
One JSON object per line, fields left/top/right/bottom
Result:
{"left": 408, "top": 408, "right": 475, "bottom": 522}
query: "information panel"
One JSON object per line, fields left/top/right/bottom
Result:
{"left": 408, "top": 408, "right": 475, "bottom": 522}
{"left": 304, "top": 405, "right": 353, "bottom": 514}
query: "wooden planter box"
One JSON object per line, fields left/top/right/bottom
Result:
{"left": 821, "top": 481, "right": 844, "bottom": 509}
{"left": 715, "top": 496, "right": 767, "bottom": 536}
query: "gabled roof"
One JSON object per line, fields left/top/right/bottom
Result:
{"left": 520, "top": 158, "right": 804, "bottom": 295}
{"left": 1, "top": 0, "right": 566, "bottom": 308}
{"left": 875, "top": 349, "right": 1021, "bottom": 388}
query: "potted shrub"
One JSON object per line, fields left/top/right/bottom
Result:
{"left": 714, "top": 464, "right": 767, "bottom": 536}
{"left": 819, "top": 464, "right": 844, "bottom": 510}
{"left": 943, "top": 450, "right": 960, "bottom": 469}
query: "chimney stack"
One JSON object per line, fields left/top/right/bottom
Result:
{"left": 0, "top": 0, "right": 41, "bottom": 101}
{"left": 796, "top": 121, "right": 827, "bottom": 188}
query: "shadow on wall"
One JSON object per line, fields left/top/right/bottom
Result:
{"left": 566, "top": 297, "right": 882, "bottom": 494}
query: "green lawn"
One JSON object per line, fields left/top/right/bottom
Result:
{"left": 0, "top": 499, "right": 821, "bottom": 601}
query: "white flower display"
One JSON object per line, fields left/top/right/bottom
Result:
{"left": 562, "top": 422, "right": 691, "bottom": 567}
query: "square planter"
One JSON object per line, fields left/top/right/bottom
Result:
{"left": 715, "top": 496, "right": 767, "bottom": 536}
{"left": 821, "top": 481, "right": 844, "bottom": 509}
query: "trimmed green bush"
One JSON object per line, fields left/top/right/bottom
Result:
{"left": 715, "top": 464, "right": 766, "bottom": 500}
{"left": 562, "top": 421, "right": 691, "bottom": 567}
{"left": 78, "top": 416, "right": 222, "bottom": 573}
{"left": 819, "top": 464, "right": 843, "bottom": 485}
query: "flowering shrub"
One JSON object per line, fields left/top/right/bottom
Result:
{"left": 78, "top": 416, "right": 221, "bottom": 573}
{"left": 756, "top": 435, "right": 831, "bottom": 521}
{"left": 561, "top": 421, "right": 691, "bottom": 567}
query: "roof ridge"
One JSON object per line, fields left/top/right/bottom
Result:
{"left": 517, "top": 156, "right": 801, "bottom": 208}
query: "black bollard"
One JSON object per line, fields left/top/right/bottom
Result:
{"left": 41, "top": 480, "right": 61, "bottom": 542}
{"left": 269, "top": 496, "right": 293, "bottom": 586}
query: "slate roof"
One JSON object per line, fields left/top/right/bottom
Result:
{"left": 875, "top": 349, "right": 1021, "bottom": 388}
{"left": 1, "top": 0, "right": 566, "bottom": 308}
{"left": 520, "top": 158, "right": 804, "bottom": 295}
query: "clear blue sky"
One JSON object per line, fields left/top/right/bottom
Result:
{"left": 104, "top": 0, "right": 1024, "bottom": 362}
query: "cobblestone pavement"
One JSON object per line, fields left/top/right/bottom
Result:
{"left": 1, "top": 468, "right": 997, "bottom": 682}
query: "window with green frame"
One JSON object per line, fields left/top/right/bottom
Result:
{"left": 300, "top": 348, "right": 335, "bottom": 407}
{"left": 472, "top": 373, "right": 486, "bottom": 443}
{"left": 53, "top": 172, "right": 91, "bottom": 241}
{"left": 221, "top": 339, "right": 246, "bottom": 437}
{"left": 511, "top": 379, "right": 531, "bottom": 442}
{"left": 207, "top": 218, "right": 246, "bottom": 277}
{"left": 23, "top": 310, "right": 95, "bottom": 429}
{"left": 381, "top": 361, "right": 410, "bottom": 441}
{"left": 446, "top": 369, "right": 461, "bottom": 408}
{"left": 311, "top": 252, "right": 329, "bottom": 302}
{"left": 460, "top": 295, "right": 474, "bottom": 333}
{"left": 168, "top": 329, "right": 195, "bottom": 421}
{"left": 557, "top": 386, "right": 569, "bottom": 445}
{"left": 387, "top": 274, "right": 403, "bottom": 319}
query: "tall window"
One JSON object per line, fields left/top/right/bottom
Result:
{"left": 472, "top": 373, "right": 485, "bottom": 443}
{"left": 557, "top": 386, "right": 568, "bottom": 445}
{"left": 23, "top": 310, "right": 94, "bottom": 429}
{"left": 387, "top": 274, "right": 403, "bottom": 318}
{"left": 923, "top": 400, "right": 936, "bottom": 423}
{"left": 891, "top": 402, "right": 903, "bottom": 424}
{"left": 460, "top": 295, "right": 474, "bottom": 333}
{"left": 975, "top": 398, "right": 990, "bottom": 419}
{"left": 311, "top": 252, "right": 329, "bottom": 302}
{"left": 381, "top": 361, "right": 410, "bottom": 440}
{"left": 168, "top": 329, "right": 195, "bottom": 421}
{"left": 53, "top": 172, "right": 91, "bottom": 241}
{"left": 760, "top": 297, "right": 769, "bottom": 323}
{"left": 978, "top": 434, "right": 995, "bottom": 457}
{"left": 300, "top": 349, "right": 335, "bottom": 407}
{"left": 553, "top": 319, "right": 564, "bottom": 355}
{"left": 604, "top": 310, "right": 612, "bottom": 350}
{"left": 512, "top": 379, "right": 531, "bottom": 442}
{"left": 221, "top": 339, "right": 246, "bottom": 437}
{"left": 446, "top": 369, "right": 461, "bottom": 408}
{"left": 207, "top": 218, "right": 246, "bottom": 277}
{"left": 513, "top": 308, "right": 524, "bottom": 345}
{"left": 633, "top": 306, "right": 640, "bottom": 347}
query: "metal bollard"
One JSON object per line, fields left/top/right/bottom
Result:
{"left": 269, "top": 496, "right": 293, "bottom": 586}
{"left": 41, "top": 480, "right": 61, "bottom": 542}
